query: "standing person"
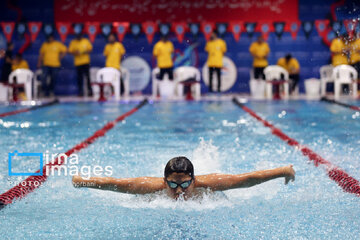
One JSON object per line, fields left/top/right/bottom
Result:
{"left": 103, "top": 33, "right": 126, "bottom": 94}
{"left": 1, "top": 42, "right": 14, "bottom": 83}
{"left": 37, "top": 35, "right": 67, "bottom": 97}
{"left": 249, "top": 36, "right": 270, "bottom": 80}
{"left": 277, "top": 54, "right": 300, "bottom": 94}
{"left": 69, "top": 34, "right": 93, "bottom": 96}
{"left": 205, "top": 31, "right": 227, "bottom": 92}
{"left": 330, "top": 34, "right": 348, "bottom": 66}
{"left": 153, "top": 35, "right": 174, "bottom": 81}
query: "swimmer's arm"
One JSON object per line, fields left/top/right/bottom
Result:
{"left": 72, "top": 176, "right": 166, "bottom": 194}
{"left": 195, "top": 165, "right": 295, "bottom": 191}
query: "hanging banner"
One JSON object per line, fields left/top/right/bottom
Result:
{"left": 113, "top": 22, "right": 129, "bottom": 42}
{"left": 315, "top": 20, "right": 330, "bottom": 38}
{"left": 273, "top": 22, "right": 285, "bottom": 39}
{"left": 189, "top": 23, "right": 200, "bottom": 37}
{"left": 245, "top": 22, "right": 257, "bottom": 38}
{"left": 1, "top": 22, "right": 15, "bottom": 42}
{"left": 142, "top": 21, "right": 157, "bottom": 43}
{"left": 216, "top": 23, "right": 228, "bottom": 37}
{"left": 159, "top": 23, "right": 170, "bottom": 36}
{"left": 130, "top": 23, "right": 141, "bottom": 37}
{"left": 85, "top": 22, "right": 99, "bottom": 42}
{"left": 56, "top": 22, "right": 71, "bottom": 42}
{"left": 229, "top": 21, "right": 243, "bottom": 42}
{"left": 101, "top": 23, "right": 113, "bottom": 37}
{"left": 302, "top": 21, "right": 314, "bottom": 39}
{"left": 256, "top": 22, "right": 273, "bottom": 40}
{"left": 201, "top": 22, "right": 215, "bottom": 41}
{"left": 172, "top": 22, "right": 187, "bottom": 43}
{"left": 28, "top": 22, "right": 42, "bottom": 42}
{"left": 286, "top": 21, "right": 301, "bottom": 40}
{"left": 343, "top": 19, "right": 358, "bottom": 38}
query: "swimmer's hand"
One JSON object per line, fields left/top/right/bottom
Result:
{"left": 72, "top": 175, "right": 82, "bottom": 188}
{"left": 284, "top": 165, "right": 295, "bottom": 185}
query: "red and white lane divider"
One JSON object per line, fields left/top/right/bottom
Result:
{"left": 0, "top": 99, "right": 148, "bottom": 210}
{"left": 233, "top": 98, "right": 360, "bottom": 197}
{"left": 321, "top": 97, "right": 360, "bottom": 111}
{"left": 0, "top": 99, "right": 59, "bottom": 118}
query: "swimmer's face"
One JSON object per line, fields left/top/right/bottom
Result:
{"left": 165, "top": 172, "right": 194, "bottom": 200}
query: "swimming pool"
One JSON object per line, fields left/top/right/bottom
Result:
{"left": 0, "top": 99, "right": 359, "bottom": 239}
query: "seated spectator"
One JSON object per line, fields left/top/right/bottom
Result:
{"left": 330, "top": 34, "right": 348, "bottom": 66}
{"left": 12, "top": 53, "right": 29, "bottom": 71}
{"left": 277, "top": 54, "right": 300, "bottom": 94}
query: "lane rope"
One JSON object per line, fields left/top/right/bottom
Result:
{"left": 0, "top": 99, "right": 60, "bottom": 118}
{"left": 232, "top": 98, "right": 360, "bottom": 197}
{"left": 321, "top": 97, "right": 360, "bottom": 111}
{"left": 0, "top": 99, "right": 148, "bottom": 210}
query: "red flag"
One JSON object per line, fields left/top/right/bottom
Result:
{"left": 113, "top": 22, "right": 129, "bottom": 42}
{"left": 172, "top": 22, "right": 187, "bottom": 43}
{"left": 256, "top": 22, "right": 274, "bottom": 40}
{"left": 344, "top": 19, "right": 358, "bottom": 39}
{"left": 28, "top": 22, "right": 42, "bottom": 42}
{"left": 1, "top": 22, "right": 15, "bottom": 42}
{"left": 142, "top": 21, "right": 157, "bottom": 43}
{"left": 56, "top": 22, "right": 71, "bottom": 42}
{"left": 201, "top": 22, "right": 215, "bottom": 41}
{"left": 85, "top": 22, "right": 99, "bottom": 43}
{"left": 286, "top": 21, "right": 301, "bottom": 40}
{"left": 315, "top": 20, "right": 330, "bottom": 38}
{"left": 229, "top": 21, "right": 243, "bottom": 42}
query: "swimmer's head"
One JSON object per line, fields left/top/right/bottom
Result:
{"left": 164, "top": 157, "right": 195, "bottom": 200}
{"left": 164, "top": 156, "right": 194, "bottom": 179}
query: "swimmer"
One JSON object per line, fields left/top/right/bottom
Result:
{"left": 72, "top": 156, "right": 295, "bottom": 200}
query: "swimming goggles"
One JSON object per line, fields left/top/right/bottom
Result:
{"left": 166, "top": 179, "right": 192, "bottom": 189}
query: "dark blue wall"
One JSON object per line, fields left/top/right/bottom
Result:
{"left": 0, "top": 0, "right": 356, "bottom": 95}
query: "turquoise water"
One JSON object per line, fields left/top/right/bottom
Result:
{"left": 0, "top": 100, "right": 359, "bottom": 239}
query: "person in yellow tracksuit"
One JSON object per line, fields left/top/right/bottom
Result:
{"left": 153, "top": 35, "right": 174, "bottom": 81}
{"left": 349, "top": 35, "right": 360, "bottom": 91}
{"left": 103, "top": 33, "right": 126, "bottom": 95}
{"left": 277, "top": 54, "right": 300, "bottom": 94}
{"left": 330, "top": 35, "right": 348, "bottom": 66}
{"left": 249, "top": 36, "right": 270, "bottom": 80}
{"left": 12, "top": 53, "right": 29, "bottom": 71}
{"left": 205, "top": 31, "right": 227, "bottom": 92}
{"left": 37, "top": 35, "right": 67, "bottom": 97}
{"left": 69, "top": 34, "right": 93, "bottom": 96}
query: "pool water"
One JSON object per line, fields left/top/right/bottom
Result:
{"left": 0, "top": 100, "right": 359, "bottom": 239}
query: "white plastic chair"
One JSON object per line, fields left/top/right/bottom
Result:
{"left": 0, "top": 83, "right": 8, "bottom": 101}
{"left": 320, "top": 65, "right": 334, "bottom": 96}
{"left": 264, "top": 65, "right": 289, "bottom": 100}
{"left": 332, "top": 65, "right": 358, "bottom": 100}
{"left": 249, "top": 69, "right": 266, "bottom": 99}
{"left": 152, "top": 68, "right": 161, "bottom": 98}
{"left": 94, "top": 67, "right": 121, "bottom": 100}
{"left": 120, "top": 67, "right": 130, "bottom": 97}
{"left": 174, "top": 66, "right": 201, "bottom": 99}
{"left": 8, "top": 69, "right": 34, "bottom": 100}
{"left": 304, "top": 78, "right": 321, "bottom": 99}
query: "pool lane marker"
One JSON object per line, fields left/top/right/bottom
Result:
{"left": 0, "top": 99, "right": 59, "bottom": 118}
{"left": 0, "top": 99, "right": 148, "bottom": 210}
{"left": 321, "top": 97, "right": 360, "bottom": 111}
{"left": 232, "top": 98, "right": 360, "bottom": 197}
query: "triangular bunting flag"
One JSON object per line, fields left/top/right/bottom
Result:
{"left": 28, "top": 22, "right": 42, "bottom": 42}
{"left": 273, "top": 22, "right": 286, "bottom": 39}
{"left": 256, "top": 22, "right": 274, "bottom": 40}
{"left": 286, "top": 21, "right": 300, "bottom": 40}
{"left": 201, "top": 22, "right": 215, "bottom": 41}
{"left": 229, "top": 22, "right": 243, "bottom": 42}
{"left": 315, "top": 20, "right": 330, "bottom": 38}
{"left": 302, "top": 21, "right": 314, "bottom": 39}
{"left": 142, "top": 21, "right": 157, "bottom": 43}
{"left": 85, "top": 22, "right": 99, "bottom": 42}
{"left": 172, "top": 22, "right": 187, "bottom": 43}
{"left": 344, "top": 19, "right": 358, "bottom": 39}
{"left": 245, "top": 22, "right": 257, "bottom": 38}
{"left": 56, "top": 22, "right": 71, "bottom": 42}
{"left": 1, "top": 22, "right": 15, "bottom": 42}
{"left": 113, "top": 22, "right": 129, "bottom": 42}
